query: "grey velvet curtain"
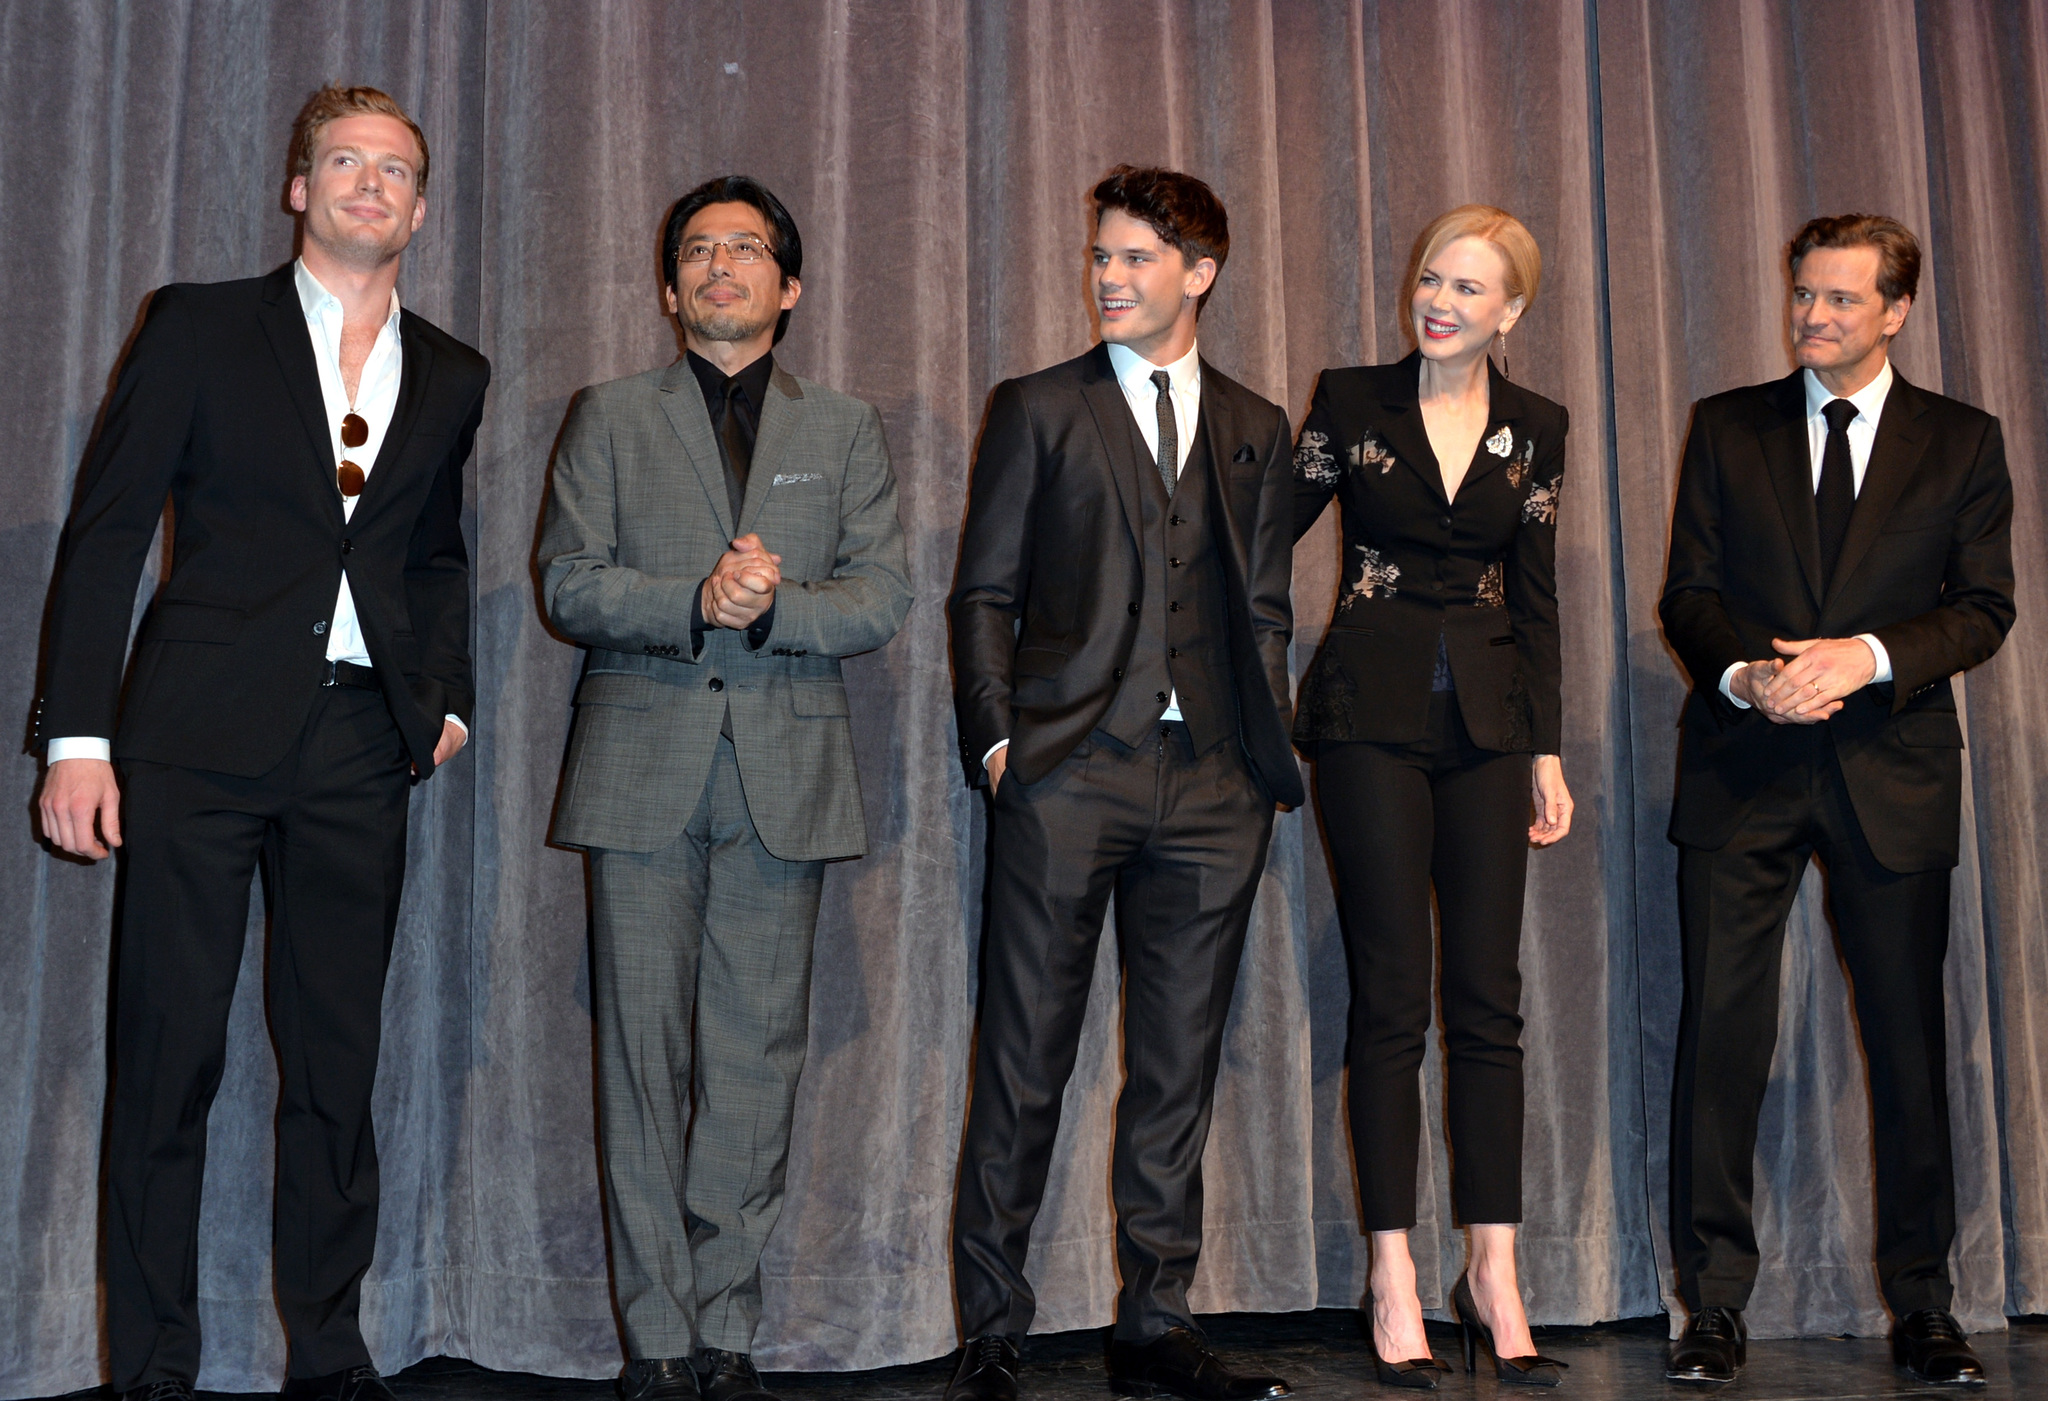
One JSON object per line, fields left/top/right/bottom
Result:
{"left": 5, "top": 2, "right": 2046, "bottom": 1395}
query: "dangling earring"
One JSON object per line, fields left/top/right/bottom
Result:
{"left": 1497, "top": 329, "right": 1511, "bottom": 380}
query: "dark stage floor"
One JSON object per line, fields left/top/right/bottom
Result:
{"left": 49, "top": 1311, "right": 2048, "bottom": 1401}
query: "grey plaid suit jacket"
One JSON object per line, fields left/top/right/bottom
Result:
{"left": 540, "top": 358, "right": 911, "bottom": 860}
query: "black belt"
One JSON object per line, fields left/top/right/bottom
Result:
{"left": 321, "top": 659, "right": 379, "bottom": 689}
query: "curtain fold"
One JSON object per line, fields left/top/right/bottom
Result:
{"left": 5, "top": 4, "right": 2044, "bottom": 1395}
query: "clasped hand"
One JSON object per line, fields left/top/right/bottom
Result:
{"left": 1731, "top": 636, "right": 1876, "bottom": 724}
{"left": 701, "top": 533, "right": 781, "bottom": 629}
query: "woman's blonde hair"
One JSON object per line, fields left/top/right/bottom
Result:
{"left": 1407, "top": 204, "right": 1541, "bottom": 310}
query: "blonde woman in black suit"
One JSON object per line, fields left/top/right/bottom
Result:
{"left": 1292, "top": 206, "right": 1573, "bottom": 1389}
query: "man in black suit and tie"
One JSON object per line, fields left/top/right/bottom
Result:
{"left": 1659, "top": 215, "right": 2014, "bottom": 1388}
{"left": 945, "top": 166, "right": 1300, "bottom": 1401}
{"left": 35, "top": 86, "right": 488, "bottom": 1401}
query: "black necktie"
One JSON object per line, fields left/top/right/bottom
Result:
{"left": 1150, "top": 369, "right": 1178, "bottom": 497}
{"left": 720, "top": 377, "right": 754, "bottom": 521}
{"left": 1817, "top": 397, "right": 1857, "bottom": 589}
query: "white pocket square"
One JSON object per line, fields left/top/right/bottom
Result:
{"left": 772, "top": 472, "right": 825, "bottom": 486}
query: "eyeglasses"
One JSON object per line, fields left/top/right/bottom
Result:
{"left": 678, "top": 237, "right": 772, "bottom": 265}
{"left": 338, "top": 412, "right": 368, "bottom": 497}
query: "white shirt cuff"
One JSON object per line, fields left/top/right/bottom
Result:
{"left": 1856, "top": 634, "right": 1893, "bottom": 684}
{"left": 48, "top": 737, "right": 112, "bottom": 762}
{"left": 444, "top": 714, "right": 468, "bottom": 738}
{"left": 983, "top": 739, "right": 1009, "bottom": 769}
{"left": 1718, "top": 662, "right": 1751, "bottom": 710}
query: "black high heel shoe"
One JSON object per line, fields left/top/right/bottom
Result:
{"left": 1362, "top": 1292, "right": 1449, "bottom": 1390}
{"left": 1450, "top": 1272, "right": 1567, "bottom": 1387}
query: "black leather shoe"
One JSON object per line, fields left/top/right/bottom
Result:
{"left": 620, "top": 1356, "right": 702, "bottom": 1401}
{"left": 278, "top": 1366, "right": 397, "bottom": 1401}
{"left": 122, "top": 1383, "right": 196, "bottom": 1401}
{"left": 946, "top": 1335, "right": 1021, "bottom": 1401}
{"left": 1893, "top": 1309, "right": 1987, "bottom": 1387}
{"left": 1665, "top": 1307, "right": 1745, "bottom": 1384}
{"left": 1106, "top": 1327, "right": 1290, "bottom": 1401}
{"left": 696, "top": 1349, "right": 779, "bottom": 1401}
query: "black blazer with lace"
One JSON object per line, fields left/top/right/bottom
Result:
{"left": 1291, "top": 351, "right": 1567, "bottom": 754}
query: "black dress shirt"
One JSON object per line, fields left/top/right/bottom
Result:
{"left": 686, "top": 348, "right": 777, "bottom": 649}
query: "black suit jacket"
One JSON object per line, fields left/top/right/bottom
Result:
{"left": 1291, "top": 353, "right": 1567, "bottom": 754}
{"left": 38, "top": 264, "right": 489, "bottom": 778}
{"left": 1659, "top": 368, "right": 2014, "bottom": 872}
{"left": 949, "top": 343, "right": 1303, "bottom": 807}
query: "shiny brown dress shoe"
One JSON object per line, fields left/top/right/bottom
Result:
{"left": 1106, "top": 1327, "right": 1290, "bottom": 1401}
{"left": 1893, "top": 1309, "right": 1987, "bottom": 1387}
{"left": 1665, "top": 1307, "right": 1744, "bottom": 1384}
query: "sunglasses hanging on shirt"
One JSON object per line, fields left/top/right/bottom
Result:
{"left": 338, "top": 412, "right": 368, "bottom": 497}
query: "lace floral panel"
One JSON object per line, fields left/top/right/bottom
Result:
{"left": 1523, "top": 472, "right": 1560, "bottom": 525}
{"left": 1349, "top": 428, "right": 1397, "bottom": 474}
{"left": 1505, "top": 437, "right": 1535, "bottom": 488}
{"left": 1349, "top": 543, "right": 1400, "bottom": 601}
{"left": 1294, "top": 430, "right": 1339, "bottom": 486}
{"left": 1474, "top": 560, "right": 1505, "bottom": 607}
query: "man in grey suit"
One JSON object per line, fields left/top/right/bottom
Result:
{"left": 538, "top": 175, "right": 911, "bottom": 1401}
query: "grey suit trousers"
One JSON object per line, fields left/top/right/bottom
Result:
{"left": 591, "top": 735, "right": 825, "bottom": 1358}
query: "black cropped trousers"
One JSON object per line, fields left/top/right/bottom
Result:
{"left": 1315, "top": 693, "right": 1532, "bottom": 1231}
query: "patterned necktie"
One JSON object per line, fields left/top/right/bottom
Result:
{"left": 1817, "top": 397, "right": 1857, "bottom": 589}
{"left": 1150, "top": 369, "right": 1178, "bottom": 498}
{"left": 721, "top": 376, "right": 753, "bottom": 521}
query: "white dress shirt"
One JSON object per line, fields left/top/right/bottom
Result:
{"left": 298, "top": 258, "right": 403, "bottom": 670}
{"left": 50, "top": 260, "right": 457, "bottom": 764}
{"left": 1719, "top": 360, "right": 1895, "bottom": 708}
{"left": 984, "top": 340, "right": 1204, "bottom": 771}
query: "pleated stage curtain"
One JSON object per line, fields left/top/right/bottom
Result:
{"left": 4, "top": 2, "right": 2046, "bottom": 1394}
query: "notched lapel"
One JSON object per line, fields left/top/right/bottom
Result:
{"left": 1197, "top": 376, "right": 1252, "bottom": 574}
{"left": 1379, "top": 403, "right": 1448, "bottom": 509}
{"left": 657, "top": 359, "right": 736, "bottom": 540}
{"left": 1756, "top": 376, "right": 1824, "bottom": 606}
{"left": 1826, "top": 377, "right": 1931, "bottom": 607}
{"left": 351, "top": 316, "right": 436, "bottom": 520}
{"left": 255, "top": 273, "right": 338, "bottom": 503}
{"left": 1460, "top": 362, "right": 1527, "bottom": 496}
{"left": 739, "top": 366, "right": 806, "bottom": 536}
{"left": 1080, "top": 347, "right": 1145, "bottom": 545}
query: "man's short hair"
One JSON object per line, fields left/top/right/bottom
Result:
{"left": 661, "top": 175, "right": 804, "bottom": 344}
{"left": 1091, "top": 165, "right": 1230, "bottom": 314}
{"left": 289, "top": 84, "right": 430, "bottom": 197}
{"left": 1790, "top": 214, "right": 1922, "bottom": 305}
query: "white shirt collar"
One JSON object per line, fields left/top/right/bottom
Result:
{"left": 294, "top": 257, "right": 402, "bottom": 328}
{"left": 1803, "top": 357, "right": 1893, "bottom": 426}
{"left": 1106, "top": 339, "right": 1201, "bottom": 397}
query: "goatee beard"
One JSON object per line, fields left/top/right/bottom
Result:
{"left": 684, "top": 300, "right": 776, "bottom": 344}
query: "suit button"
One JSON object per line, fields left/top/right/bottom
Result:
{"left": 341, "top": 538, "right": 355, "bottom": 554}
{"left": 708, "top": 677, "right": 725, "bottom": 692}
{"left": 1113, "top": 667, "right": 1125, "bottom": 679}
{"left": 1169, "top": 557, "right": 1183, "bottom": 568}
{"left": 1169, "top": 601, "right": 1181, "bottom": 613}
{"left": 1128, "top": 601, "right": 1141, "bottom": 616}
{"left": 1156, "top": 691, "right": 1168, "bottom": 703}
{"left": 313, "top": 621, "right": 328, "bottom": 635}
{"left": 1170, "top": 515, "right": 1184, "bottom": 527}
{"left": 1439, "top": 515, "right": 1452, "bottom": 529}
{"left": 1169, "top": 648, "right": 1180, "bottom": 658}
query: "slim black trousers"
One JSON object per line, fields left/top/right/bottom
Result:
{"left": 1315, "top": 693, "right": 1532, "bottom": 1231}
{"left": 953, "top": 722, "right": 1274, "bottom": 1342}
{"left": 1671, "top": 729, "right": 1956, "bottom": 1316}
{"left": 106, "top": 683, "right": 413, "bottom": 1391}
